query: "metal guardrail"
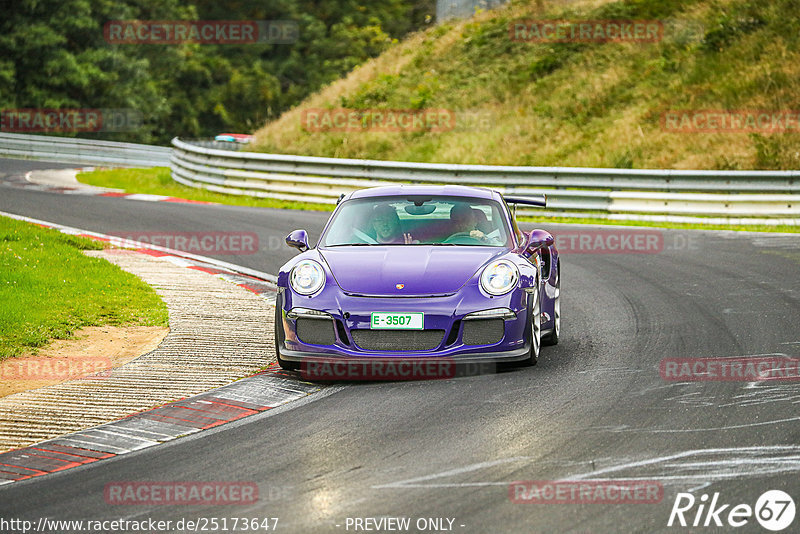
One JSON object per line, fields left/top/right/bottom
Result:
{"left": 2, "top": 134, "right": 796, "bottom": 224}
{"left": 171, "top": 137, "right": 800, "bottom": 225}
{"left": 0, "top": 132, "right": 171, "bottom": 168}
{"left": 181, "top": 139, "right": 245, "bottom": 152}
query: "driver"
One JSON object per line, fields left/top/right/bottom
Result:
{"left": 449, "top": 204, "right": 487, "bottom": 241}
{"left": 372, "top": 204, "right": 414, "bottom": 244}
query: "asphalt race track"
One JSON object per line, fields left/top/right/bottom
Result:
{"left": 1, "top": 159, "right": 799, "bottom": 533}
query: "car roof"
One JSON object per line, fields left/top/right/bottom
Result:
{"left": 347, "top": 185, "right": 500, "bottom": 202}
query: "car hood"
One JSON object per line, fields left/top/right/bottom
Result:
{"left": 320, "top": 246, "right": 505, "bottom": 296}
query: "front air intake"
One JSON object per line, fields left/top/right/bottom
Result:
{"left": 296, "top": 318, "right": 336, "bottom": 346}
{"left": 461, "top": 319, "right": 505, "bottom": 346}
{"left": 351, "top": 330, "right": 445, "bottom": 352}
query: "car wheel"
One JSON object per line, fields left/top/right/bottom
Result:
{"left": 274, "top": 294, "right": 298, "bottom": 371}
{"left": 519, "top": 285, "right": 541, "bottom": 367}
{"left": 542, "top": 262, "right": 560, "bottom": 346}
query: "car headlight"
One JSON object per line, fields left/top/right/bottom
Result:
{"left": 290, "top": 260, "right": 325, "bottom": 295}
{"left": 480, "top": 260, "right": 519, "bottom": 295}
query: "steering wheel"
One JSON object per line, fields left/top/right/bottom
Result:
{"left": 443, "top": 231, "right": 484, "bottom": 245}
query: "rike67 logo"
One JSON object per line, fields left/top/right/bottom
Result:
{"left": 668, "top": 490, "right": 795, "bottom": 531}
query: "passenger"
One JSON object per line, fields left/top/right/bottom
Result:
{"left": 449, "top": 204, "right": 487, "bottom": 241}
{"left": 471, "top": 208, "right": 492, "bottom": 233}
{"left": 372, "top": 204, "right": 414, "bottom": 244}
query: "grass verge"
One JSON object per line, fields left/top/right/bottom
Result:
{"left": 252, "top": 0, "right": 800, "bottom": 170}
{"left": 0, "top": 216, "right": 169, "bottom": 362}
{"left": 78, "top": 167, "right": 334, "bottom": 212}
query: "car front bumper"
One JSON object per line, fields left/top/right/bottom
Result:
{"left": 277, "top": 285, "right": 534, "bottom": 362}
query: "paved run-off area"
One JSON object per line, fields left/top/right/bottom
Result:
{"left": 0, "top": 249, "right": 276, "bottom": 452}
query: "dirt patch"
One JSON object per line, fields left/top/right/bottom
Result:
{"left": 0, "top": 325, "right": 168, "bottom": 399}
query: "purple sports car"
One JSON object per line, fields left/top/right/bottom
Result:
{"left": 275, "top": 185, "right": 560, "bottom": 373}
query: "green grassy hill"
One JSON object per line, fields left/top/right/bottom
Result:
{"left": 252, "top": 0, "right": 799, "bottom": 170}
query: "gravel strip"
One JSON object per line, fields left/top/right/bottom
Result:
{"left": 0, "top": 249, "right": 275, "bottom": 452}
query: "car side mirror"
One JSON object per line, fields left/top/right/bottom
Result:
{"left": 527, "top": 229, "right": 554, "bottom": 251}
{"left": 286, "top": 229, "right": 310, "bottom": 252}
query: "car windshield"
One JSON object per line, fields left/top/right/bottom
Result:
{"left": 321, "top": 196, "right": 510, "bottom": 247}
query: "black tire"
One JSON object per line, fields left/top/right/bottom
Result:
{"left": 518, "top": 284, "right": 541, "bottom": 367}
{"left": 274, "top": 294, "right": 298, "bottom": 370}
{"left": 541, "top": 262, "right": 560, "bottom": 346}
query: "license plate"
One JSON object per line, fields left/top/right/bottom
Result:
{"left": 370, "top": 312, "right": 424, "bottom": 330}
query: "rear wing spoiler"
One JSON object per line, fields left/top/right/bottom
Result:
{"left": 503, "top": 194, "right": 547, "bottom": 208}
